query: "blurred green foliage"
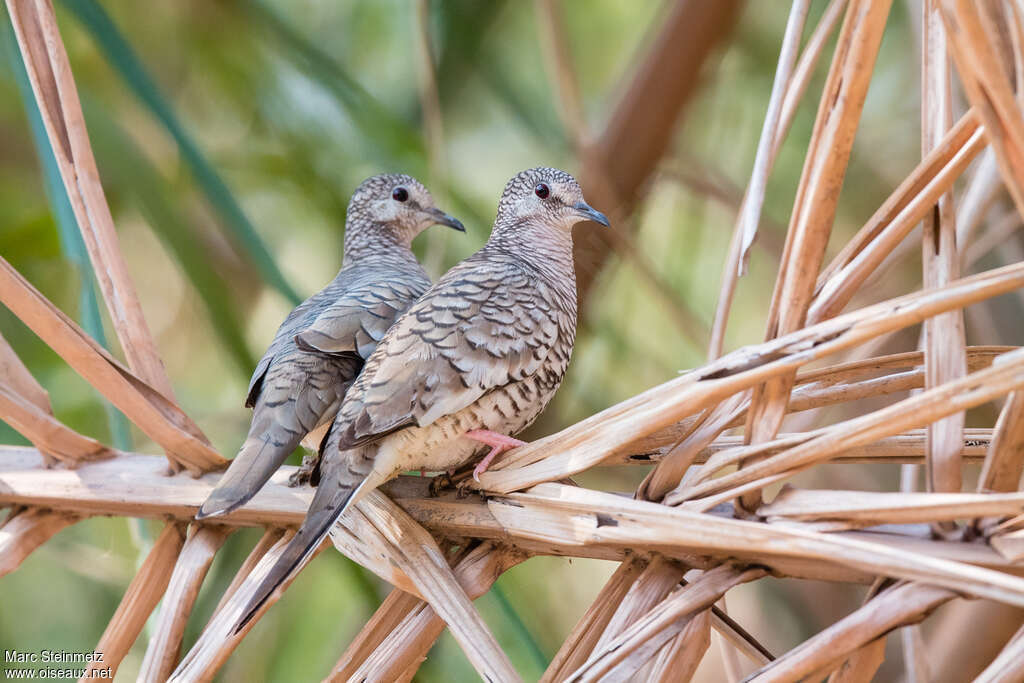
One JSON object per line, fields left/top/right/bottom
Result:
{"left": 0, "top": 1, "right": 939, "bottom": 680}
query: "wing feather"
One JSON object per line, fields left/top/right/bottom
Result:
{"left": 294, "top": 280, "right": 426, "bottom": 360}
{"left": 334, "top": 258, "right": 560, "bottom": 449}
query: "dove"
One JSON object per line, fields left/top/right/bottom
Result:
{"left": 196, "top": 173, "right": 464, "bottom": 520}
{"left": 235, "top": 167, "right": 608, "bottom": 629}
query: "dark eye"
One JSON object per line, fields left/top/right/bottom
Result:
{"left": 534, "top": 183, "right": 550, "bottom": 199}
{"left": 392, "top": 187, "right": 409, "bottom": 202}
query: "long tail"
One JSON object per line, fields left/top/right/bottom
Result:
{"left": 197, "top": 424, "right": 305, "bottom": 520}
{"left": 233, "top": 474, "right": 363, "bottom": 632}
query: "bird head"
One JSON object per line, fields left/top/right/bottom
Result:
{"left": 347, "top": 173, "right": 465, "bottom": 248}
{"left": 495, "top": 167, "right": 610, "bottom": 234}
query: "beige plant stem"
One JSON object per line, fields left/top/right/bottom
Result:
{"left": 0, "top": 256, "right": 224, "bottom": 474}
{"left": 0, "top": 331, "right": 109, "bottom": 466}
{"left": 483, "top": 261, "right": 1024, "bottom": 497}
{"left": 941, "top": 0, "right": 1024, "bottom": 219}
{"left": 336, "top": 543, "right": 527, "bottom": 681}
{"left": 82, "top": 523, "right": 187, "bottom": 680}
{"left": 975, "top": 622, "right": 1024, "bottom": 683}
{"left": 138, "top": 525, "right": 234, "bottom": 682}
{"left": 0, "top": 507, "right": 81, "bottom": 577}
{"left": 4, "top": 2, "right": 1024, "bottom": 679}
{"left": 564, "top": 566, "right": 765, "bottom": 682}
{"left": 6, "top": 0, "right": 176, "bottom": 403}
{"left": 541, "top": 558, "right": 647, "bottom": 682}
{"left": 921, "top": 0, "right": 967, "bottom": 500}
{"left": 744, "top": 0, "right": 894, "bottom": 511}
{"left": 708, "top": 0, "right": 812, "bottom": 360}
{"left": 810, "top": 110, "right": 983, "bottom": 322}
{"left": 745, "top": 582, "right": 955, "bottom": 682}
{"left": 672, "top": 348, "right": 1024, "bottom": 505}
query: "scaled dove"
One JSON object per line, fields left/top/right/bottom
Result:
{"left": 197, "top": 174, "right": 464, "bottom": 519}
{"left": 236, "top": 167, "right": 608, "bottom": 628}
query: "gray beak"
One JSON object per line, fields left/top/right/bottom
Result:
{"left": 574, "top": 201, "right": 610, "bottom": 227}
{"left": 424, "top": 207, "right": 466, "bottom": 232}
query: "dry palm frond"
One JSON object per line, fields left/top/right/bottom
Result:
{"left": 5, "top": 0, "right": 1024, "bottom": 680}
{"left": 0, "top": 256, "right": 223, "bottom": 474}
{"left": 0, "top": 331, "right": 110, "bottom": 466}
{"left": 7, "top": 0, "right": 176, "bottom": 403}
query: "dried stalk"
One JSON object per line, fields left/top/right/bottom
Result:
{"left": 483, "top": 261, "right": 1024, "bottom": 497}
{"left": 0, "top": 330, "right": 111, "bottom": 466}
{"left": 0, "top": 507, "right": 80, "bottom": 577}
{"left": 759, "top": 486, "right": 1024, "bottom": 527}
{"left": 965, "top": 206, "right": 1023, "bottom": 269}
{"left": 810, "top": 110, "right": 983, "bottom": 322}
{"left": 941, "top": 0, "right": 1024, "bottom": 219}
{"left": 825, "top": 636, "right": 886, "bottom": 683}
{"left": 979, "top": 392, "right": 1024, "bottom": 494}
{"left": 542, "top": 558, "right": 647, "bottom": 682}
{"left": 671, "top": 348, "right": 1024, "bottom": 505}
{"left": 138, "top": 525, "right": 233, "bottom": 682}
{"left": 710, "top": 608, "right": 774, "bottom": 667}
{"left": 491, "top": 484, "right": 1024, "bottom": 607}
{"left": 746, "top": 582, "right": 954, "bottom": 682}
{"left": 0, "top": 256, "right": 224, "bottom": 474}
{"left": 957, "top": 147, "right": 1002, "bottom": 251}
{"left": 328, "top": 587, "right": 423, "bottom": 681}
{"left": 211, "top": 529, "right": 282, "bottom": 617}
{"left": 0, "top": 386, "right": 110, "bottom": 466}
{"left": 7, "top": 5, "right": 1024, "bottom": 676}
{"left": 627, "top": 346, "right": 1008, "bottom": 463}
{"left": 592, "top": 556, "right": 686, "bottom": 653}
{"left": 901, "top": 621, "right": 932, "bottom": 683}
{"left": 0, "top": 330, "right": 50, "bottom": 411}
{"left": 922, "top": 0, "right": 968, "bottom": 498}
{"left": 708, "top": 0, "right": 811, "bottom": 359}
{"left": 975, "top": 623, "right": 1024, "bottom": 683}
{"left": 170, "top": 531, "right": 319, "bottom": 683}
{"left": 647, "top": 609, "right": 712, "bottom": 682}
{"left": 775, "top": 0, "right": 850, "bottom": 159}
{"left": 333, "top": 492, "right": 520, "bottom": 682}
{"left": 4, "top": 449, "right": 1022, "bottom": 580}
{"left": 992, "top": 527, "right": 1024, "bottom": 561}
{"left": 565, "top": 565, "right": 765, "bottom": 681}
{"left": 82, "top": 523, "right": 187, "bottom": 680}
{"left": 196, "top": 489, "right": 519, "bottom": 681}
{"left": 6, "top": 0, "right": 176, "bottom": 402}
{"left": 745, "top": 0, "right": 894, "bottom": 513}
{"left": 338, "top": 543, "right": 527, "bottom": 681}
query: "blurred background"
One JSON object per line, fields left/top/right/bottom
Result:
{"left": 1, "top": 1, "right": 1017, "bottom": 680}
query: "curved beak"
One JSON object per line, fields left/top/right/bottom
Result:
{"left": 423, "top": 207, "right": 466, "bottom": 232}
{"left": 574, "top": 201, "right": 610, "bottom": 227}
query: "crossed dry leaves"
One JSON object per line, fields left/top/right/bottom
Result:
{"left": 4, "top": 0, "right": 1024, "bottom": 681}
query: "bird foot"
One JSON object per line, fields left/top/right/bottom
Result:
{"left": 428, "top": 472, "right": 452, "bottom": 497}
{"left": 455, "top": 476, "right": 478, "bottom": 498}
{"left": 288, "top": 454, "right": 319, "bottom": 487}
{"left": 428, "top": 468, "right": 461, "bottom": 497}
{"left": 464, "top": 430, "right": 527, "bottom": 481}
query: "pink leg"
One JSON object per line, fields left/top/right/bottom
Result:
{"left": 464, "top": 429, "right": 527, "bottom": 481}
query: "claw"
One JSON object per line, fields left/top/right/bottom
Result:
{"left": 288, "top": 454, "right": 319, "bottom": 488}
{"left": 464, "top": 429, "right": 527, "bottom": 480}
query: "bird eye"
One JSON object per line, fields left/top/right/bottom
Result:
{"left": 392, "top": 187, "right": 409, "bottom": 202}
{"left": 534, "top": 183, "right": 550, "bottom": 199}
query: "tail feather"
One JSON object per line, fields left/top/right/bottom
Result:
{"left": 197, "top": 431, "right": 302, "bottom": 519}
{"left": 233, "top": 479, "right": 358, "bottom": 632}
